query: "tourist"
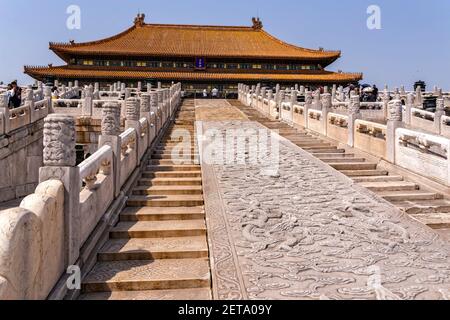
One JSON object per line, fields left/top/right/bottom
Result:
{"left": 212, "top": 87, "right": 219, "bottom": 99}
{"left": 6, "top": 84, "right": 14, "bottom": 108}
{"left": 10, "top": 81, "right": 22, "bottom": 108}
{"left": 52, "top": 86, "right": 60, "bottom": 99}
{"left": 373, "top": 85, "right": 379, "bottom": 100}
{"left": 203, "top": 89, "right": 208, "bottom": 99}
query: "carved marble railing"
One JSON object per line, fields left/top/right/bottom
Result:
{"left": 327, "top": 113, "right": 349, "bottom": 144}
{"left": 0, "top": 94, "right": 50, "bottom": 135}
{"left": 78, "top": 145, "right": 114, "bottom": 244}
{"left": 396, "top": 128, "right": 450, "bottom": 186}
{"left": 0, "top": 82, "right": 182, "bottom": 300}
{"left": 355, "top": 120, "right": 387, "bottom": 158}
{"left": 240, "top": 82, "right": 450, "bottom": 186}
{"left": 308, "top": 109, "right": 323, "bottom": 134}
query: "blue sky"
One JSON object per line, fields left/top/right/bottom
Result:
{"left": 1, "top": 0, "right": 449, "bottom": 90}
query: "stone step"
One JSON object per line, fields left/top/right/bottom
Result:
{"left": 328, "top": 162, "right": 378, "bottom": 171}
{"left": 142, "top": 171, "right": 202, "bottom": 179}
{"left": 301, "top": 147, "right": 342, "bottom": 152}
{"left": 152, "top": 154, "right": 199, "bottom": 160}
{"left": 352, "top": 175, "right": 404, "bottom": 183}
{"left": 127, "top": 195, "right": 204, "bottom": 207}
{"left": 138, "top": 177, "right": 203, "bottom": 186}
{"left": 133, "top": 185, "right": 203, "bottom": 196}
{"left": 321, "top": 158, "right": 367, "bottom": 163}
{"left": 110, "top": 220, "right": 206, "bottom": 239}
{"left": 341, "top": 170, "right": 389, "bottom": 177}
{"left": 121, "top": 206, "right": 205, "bottom": 222}
{"left": 82, "top": 259, "right": 210, "bottom": 293}
{"left": 310, "top": 149, "right": 346, "bottom": 154}
{"left": 79, "top": 288, "right": 212, "bottom": 301}
{"left": 153, "top": 149, "right": 197, "bottom": 154}
{"left": 281, "top": 134, "right": 312, "bottom": 139}
{"left": 147, "top": 165, "right": 201, "bottom": 172}
{"left": 380, "top": 191, "right": 444, "bottom": 201}
{"left": 98, "top": 236, "right": 208, "bottom": 261}
{"left": 149, "top": 159, "right": 199, "bottom": 166}
{"left": 160, "top": 142, "right": 198, "bottom": 147}
{"left": 292, "top": 142, "right": 333, "bottom": 148}
{"left": 359, "top": 181, "right": 419, "bottom": 192}
{"left": 389, "top": 199, "right": 450, "bottom": 214}
{"left": 315, "top": 153, "right": 356, "bottom": 159}
{"left": 410, "top": 212, "right": 450, "bottom": 229}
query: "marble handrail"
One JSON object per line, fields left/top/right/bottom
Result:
{"left": 79, "top": 145, "right": 113, "bottom": 191}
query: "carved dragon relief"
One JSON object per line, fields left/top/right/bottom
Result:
{"left": 202, "top": 120, "right": 450, "bottom": 300}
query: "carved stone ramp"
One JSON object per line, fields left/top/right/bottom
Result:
{"left": 199, "top": 99, "right": 450, "bottom": 300}
{"left": 79, "top": 99, "right": 211, "bottom": 300}
{"left": 229, "top": 100, "right": 450, "bottom": 241}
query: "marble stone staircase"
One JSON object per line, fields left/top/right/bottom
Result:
{"left": 231, "top": 100, "right": 450, "bottom": 240}
{"left": 79, "top": 99, "right": 212, "bottom": 300}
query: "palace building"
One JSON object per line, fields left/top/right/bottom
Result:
{"left": 24, "top": 14, "right": 362, "bottom": 91}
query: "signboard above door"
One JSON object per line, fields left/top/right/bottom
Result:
{"left": 195, "top": 57, "right": 206, "bottom": 70}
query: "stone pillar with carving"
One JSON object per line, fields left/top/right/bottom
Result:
{"left": 415, "top": 86, "right": 423, "bottom": 107}
{"left": 93, "top": 83, "right": 100, "bottom": 99}
{"left": 277, "top": 90, "right": 285, "bottom": 120}
{"left": 386, "top": 99, "right": 403, "bottom": 163}
{"left": 435, "top": 98, "right": 445, "bottom": 134}
{"left": 404, "top": 93, "right": 414, "bottom": 126}
{"left": 0, "top": 93, "right": 10, "bottom": 134}
{"left": 382, "top": 88, "right": 390, "bottom": 121}
{"left": 149, "top": 92, "right": 159, "bottom": 135}
{"left": 321, "top": 92, "right": 332, "bottom": 136}
{"left": 313, "top": 89, "right": 322, "bottom": 110}
{"left": 140, "top": 93, "right": 151, "bottom": 119}
{"left": 304, "top": 90, "right": 313, "bottom": 129}
{"left": 99, "top": 102, "right": 122, "bottom": 197}
{"left": 125, "top": 97, "right": 142, "bottom": 165}
{"left": 82, "top": 86, "right": 93, "bottom": 116}
{"left": 156, "top": 90, "right": 164, "bottom": 132}
{"left": 348, "top": 94, "right": 361, "bottom": 147}
{"left": 289, "top": 90, "right": 298, "bottom": 125}
{"left": 39, "top": 114, "right": 80, "bottom": 266}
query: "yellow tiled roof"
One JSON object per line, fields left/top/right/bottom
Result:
{"left": 24, "top": 66, "right": 363, "bottom": 83}
{"left": 49, "top": 22, "right": 341, "bottom": 61}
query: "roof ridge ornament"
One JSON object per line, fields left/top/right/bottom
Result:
{"left": 134, "top": 13, "right": 146, "bottom": 27}
{"left": 252, "top": 17, "right": 263, "bottom": 30}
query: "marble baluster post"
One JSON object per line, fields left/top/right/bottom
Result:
{"left": 348, "top": 94, "right": 361, "bottom": 147}
{"left": 304, "top": 90, "right": 312, "bottom": 129}
{"left": 39, "top": 114, "right": 80, "bottom": 266}
{"left": 140, "top": 93, "right": 153, "bottom": 146}
{"left": 386, "top": 99, "right": 403, "bottom": 163}
{"left": 321, "top": 92, "right": 332, "bottom": 136}
{"left": 435, "top": 98, "right": 445, "bottom": 134}
{"left": 404, "top": 93, "right": 414, "bottom": 126}
{"left": 125, "top": 98, "right": 141, "bottom": 165}
{"left": 99, "top": 102, "right": 122, "bottom": 197}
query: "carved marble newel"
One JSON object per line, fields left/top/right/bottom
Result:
{"left": 101, "top": 102, "right": 121, "bottom": 136}
{"left": 387, "top": 99, "right": 403, "bottom": 122}
{"left": 43, "top": 114, "right": 76, "bottom": 167}
{"left": 386, "top": 99, "right": 404, "bottom": 163}
{"left": 40, "top": 114, "right": 80, "bottom": 266}
{"left": 126, "top": 97, "right": 140, "bottom": 122}
{"left": 347, "top": 95, "right": 361, "bottom": 147}
{"left": 140, "top": 93, "right": 151, "bottom": 114}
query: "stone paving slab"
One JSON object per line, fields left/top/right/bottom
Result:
{"left": 198, "top": 100, "right": 450, "bottom": 301}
